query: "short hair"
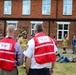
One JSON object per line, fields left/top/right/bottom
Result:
{"left": 34, "top": 24, "right": 43, "bottom": 32}
{"left": 6, "top": 25, "right": 15, "bottom": 33}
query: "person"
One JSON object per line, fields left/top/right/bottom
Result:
{"left": 0, "top": 25, "right": 23, "bottom": 75}
{"left": 29, "top": 35, "right": 33, "bottom": 40}
{"left": 16, "top": 34, "right": 22, "bottom": 41}
{"left": 72, "top": 35, "right": 76, "bottom": 54}
{"left": 23, "top": 24, "right": 58, "bottom": 75}
{"left": 56, "top": 56, "right": 76, "bottom": 63}
{"left": 62, "top": 34, "right": 69, "bottom": 54}
{"left": 17, "top": 30, "right": 28, "bottom": 68}
{"left": 53, "top": 36, "right": 57, "bottom": 45}
{"left": 0, "top": 34, "right": 4, "bottom": 40}
{"left": 53, "top": 36, "right": 60, "bottom": 57}
{"left": 17, "top": 31, "right": 28, "bottom": 51}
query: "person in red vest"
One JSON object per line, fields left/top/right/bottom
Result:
{"left": 24, "top": 24, "right": 58, "bottom": 75}
{"left": 53, "top": 36, "right": 57, "bottom": 45}
{"left": 0, "top": 25, "right": 23, "bottom": 75}
{"left": 53, "top": 36, "right": 61, "bottom": 57}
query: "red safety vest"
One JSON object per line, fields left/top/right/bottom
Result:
{"left": 0, "top": 38, "right": 16, "bottom": 70}
{"left": 33, "top": 32, "right": 56, "bottom": 64}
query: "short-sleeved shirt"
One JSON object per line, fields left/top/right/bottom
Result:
{"left": 24, "top": 38, "right": 58, "bottom": 69}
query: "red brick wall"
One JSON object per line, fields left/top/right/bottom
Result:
{"left": 0, "top": 0, "right": 76, "bottom": 48}
{"left": 0, "top": 0, "right": 56, "bottom": 18}
{"left": 0, "top": 0, "right": 76, "bottom": 18}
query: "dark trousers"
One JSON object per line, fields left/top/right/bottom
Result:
{"left": 27, "top": 68, "right": 51, "bottom": 75}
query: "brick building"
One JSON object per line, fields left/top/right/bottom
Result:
{"left": 0, "top": 0, "right": 76, "bottom": 47}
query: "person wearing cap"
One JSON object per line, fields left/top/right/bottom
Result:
{"left": 17, "top": 31, "right": 28, "bottom": 51}
{"left": 17, "top": 30, "right": 28, "bottom": 68}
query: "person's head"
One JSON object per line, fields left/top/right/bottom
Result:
{"left": 73, "top": 35, "right": 76, "bottom": 38}
{"left": 6, "top": 25, "right": 15, "bottom": 37}
{"left": 22, "top": 31, "right": 27, "bottom": 39}
{"left": 34, "top": 24, "right": 43, "bottom": 35}
{"left": 0, "top": 34, "right": 3, "bottom": 40}
{"left": 64, "top": 34, "right": 68, "bottom": 38}
{"left": 53, "top": 36, "right": 56, "bottom": 39}
{"left": 30, "top": 35, "right": 33, "bottom": 39}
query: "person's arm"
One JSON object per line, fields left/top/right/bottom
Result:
{"left": 26, "top": 57, "right": 31, "bottom": 74}
{"left": 17, "top": 38, "right": 21, "bottom": 44}
{"left": 14, "top": 42, "right": 24, "bottom": 66}
{"left": 23, "top": 39, "right": 34, "bottom": 74}
{"left": 49, "top": 62, "right": 55, "bottom": 75}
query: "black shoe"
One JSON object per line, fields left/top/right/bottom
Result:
{"left": 58, "top": 53, "right": 61, "bottom": 57}
{"left": 56, "top": 53, "right": 61, "bottom": 57}
{"left": 62, "top": 52, "right": 67, "bottom": 54}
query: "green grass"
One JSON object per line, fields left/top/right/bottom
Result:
{"left": 18, "top": 54, "right": 76, "bottom": 75}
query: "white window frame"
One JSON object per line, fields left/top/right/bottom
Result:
{"left": 30, "top": 21, "right": 43, "bottom": 36}
{"left": 42, "top": 0, "right": 51, "bottom": 15}
{"left": 63, "top": 0, "right": 73, "bottom": 15}
{"left": 4, "top": 0, "right": 12, "bottom": 15}
{"left": 6, "top": 21, "right": 18, "bottom": 30}
{"left": 57, "top": 22, "right": 70, "bottom": 41}
{"left": 22, "top": 0, "right": 31, "bottom": 15}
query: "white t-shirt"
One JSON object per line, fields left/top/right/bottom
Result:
{"left": 23, "top": 38, "right": 58, "bottom": 69}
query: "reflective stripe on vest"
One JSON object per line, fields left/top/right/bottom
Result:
{"left": 0, "top": 51, "right": 14, "bottom": 54}
{"left": 0, "top": 58, "right": 16, "bottom": 63}
{"left": 35, "top": 43, "right": 54, "bottom": 49}
{"left": 35, "top": 52, "right": 55, "bottom": 57}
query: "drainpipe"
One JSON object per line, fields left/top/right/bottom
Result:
{"left": 56, "top": 0, "right": 58, "bottom": 18}
{"left": 4, "top": 20, "right": 6, "bottom": 36}
{"left": 48, "top": 20, "right": 50, "bottom": 36}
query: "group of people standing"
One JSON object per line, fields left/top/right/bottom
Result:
{"left": 0, "top": 24, "right": 58, "bottom": 75}
{"left": 62, "top": 34, "right": 76, "bottom": 54}
{"left": 0, "top": 23, "right": 76, "bottom": 75}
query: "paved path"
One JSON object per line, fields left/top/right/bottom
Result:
{"left": 58, "top": 48, "right": 73, "bottom": 54}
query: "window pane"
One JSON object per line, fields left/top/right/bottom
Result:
{"left": 64, "top": 24, "right": 68, "bottom": 30}
{"left": 32, "top": 24, "right": 35, "bottom": 29}
{"left": 58, "top": 31, "right": 62, "bottom": 39}
{"left": 4, "top": 1, "right": 12, "bottom": 14}
{"left": 58, "top": 24, "right": 63, "bottom": 30}
{"left": 32, "top": 30, "right": 35, "bottom": 36}
{"left": 47, "top": 0, "right": 50, "bottom": 5}
{"left": 63, "top": 0, "right": 72, "bottom": 15}
{"left": 64, "top": 31, "right": 68, "bottom": 37}
{"left": 42, "top": 0, "right": 51, "bottom": 15}
{"left": 22, "top": 0, "right": 30, "bottom": 15}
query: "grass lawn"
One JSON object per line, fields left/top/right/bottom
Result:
{"left": 18, "top": 54, "right": 76, "bottom": 75}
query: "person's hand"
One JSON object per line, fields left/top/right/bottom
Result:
{"left": 50, "top": 68, "right": 53, "bottom": 75}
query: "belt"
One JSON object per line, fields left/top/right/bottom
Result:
{"left": 30, "top": 68, "right": 49, "bottom": 70}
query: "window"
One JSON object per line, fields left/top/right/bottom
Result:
{"left": 63, "top": 0, "right": 72, "bottom": 15}
{"left": 7, "top": 21, "right": 18, "bottom": 30}
{"left": 22, "top": 0, "right": 31, "bottom": 15}
{"left": 31, "top": 21, "right": 43, "bottom": 36}
{"left": 4, "top": 1, "right": 12, "bottom": 15}
{"left": 42, "top": 0, "right": 51, "bottom": 15}
{"left": 57, "top": 22, "right": 70, "bottom": 41}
